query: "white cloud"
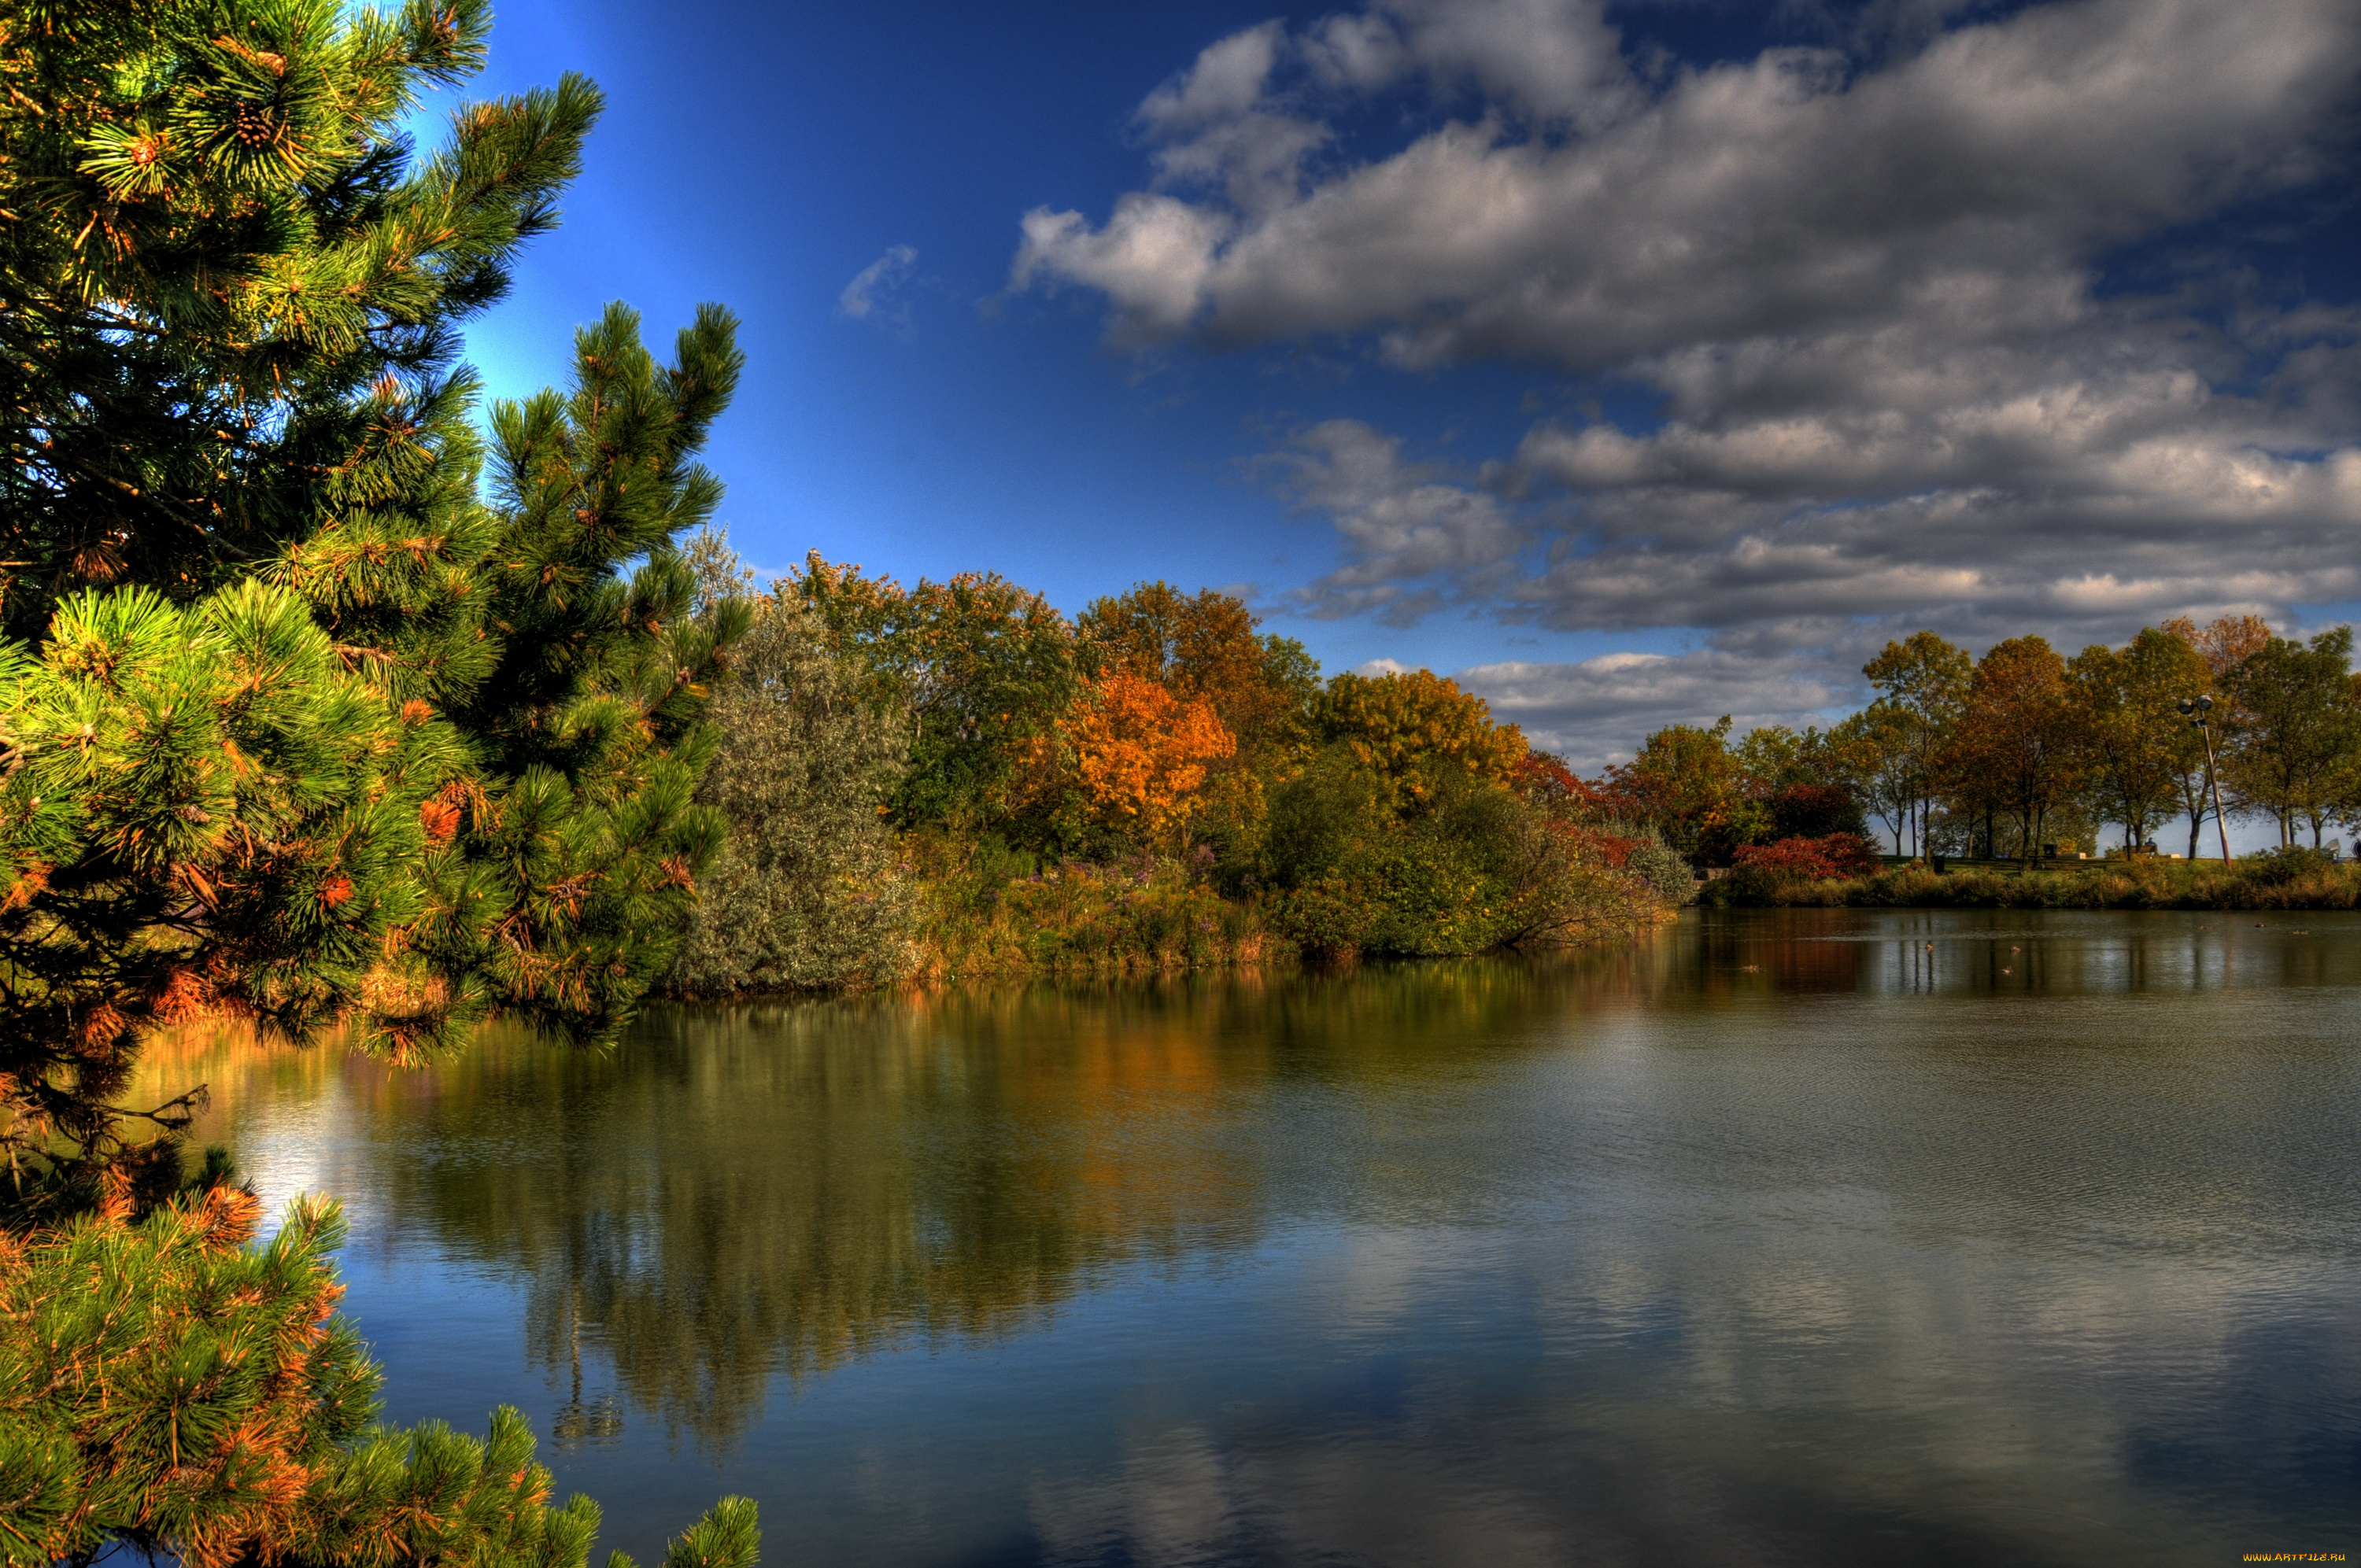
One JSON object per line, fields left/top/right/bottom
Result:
{"left": 1015, "top": 0, "right": 2356, "bottom": 366}
{"left": 1265, "top": 419, "right": 1528, "bottom": 623}
{"left": 1013, "top": 0, "right": 2361, "bottom": 768}
{"left": 837, "top": 244, "right": 920, "bottom": 338}
{"left": 1452, "top": 649, "right": 1843, "bottom": 771}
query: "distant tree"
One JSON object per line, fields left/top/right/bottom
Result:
{"left": 1944, "top": 637, "right": 2083, "bottom": 860}
{"left": 794, "top": 554, "right": 1077, "bottom": 832}
{"left": 1077, "top": 582, "right": 1317, "bottom": 762}
{"left": 2068, "top": 628, "right": 2207, "bottom": 853}
{"left": 1317, "top": 670, "right": 1528, "bottom": 802}
{"left": 2163, "top": 613, "right": 2273, "bottom": 680}
{"left": 2222, "top": 629, "right": 2361, "bottom": 847}
{"left": 1026, "top": 668, "right": 1236, "bottom": 853}
{"left": 1733, "top": 724, "right": 1864, "bottom": 839}
{"left": 1832, "top": 703, "right": 1916, "bottom": 854}
{"left": 2157, "top": 617, "right": 2259, "bottom": 857}
{"left": 1605, "top": 715, "right": 1761, "bottom": 865}
{"left": 1862, "top": 632, "right": 1971, "bottom": 854}
{"left": 671, "top": 578, "right": 918, "bottom": 996}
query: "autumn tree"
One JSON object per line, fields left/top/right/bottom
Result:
{"left": 1861, "top": 632, "right": 1971, "bottom": 854}
{"left": 2158, "top": 616, "right": 2263, "bottom": 856}
{"left": 1604, "top": 716, "right": 1758, "bottom": 864}
{"left": 2163, "top": 614, "right": 2272, "bottom": 681}
{"left": 1076, "top": 582, "right": 1317, "bottom": 762}
{"left": 2068, "top": 628, "right": 2208, "bottom": 853}
{"left": 1317, "top": 669, "right": 1528, "bottom": 800}
{"left": 2222, "top": 629, "right": 2361, "bottom": 847}
{"left": 1944, "top": 636, "right": 2083, "bottom": 860}
{"left": 794, "top": 553, "right": 1076, "bottom": 831}
{"left": 1025, "top": 669, "right": 1236, "bottom": 853}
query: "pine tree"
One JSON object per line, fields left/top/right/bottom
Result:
{"left": 0, "top": 1175, "right": 756, "bottom": 1568}
{"left": 0, "top": 0, "right": 748, "bottom": 1202}
{"left": 0, "top": 0, "right": 596, "bottom": 640}
{"left": 0, "top": 5, "right": 756, "bottom": 1556}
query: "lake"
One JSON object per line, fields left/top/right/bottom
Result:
{"left": 140, "top": 908, "right": 2361, "bottom": 1566}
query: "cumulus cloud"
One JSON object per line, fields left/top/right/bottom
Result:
{"left": 1452, "top": 649, "right": 1845, "bottom": 771}
{"left": 837, "top": 244, "right": 920, "bottom": 338}
{"left": 1016, "top": 0, "right": 2355, "bottom": 366}
{"left": 1012, "top": 0, "right": 2361, "bottom": 764}
{"left": 1265, "top": 419, "right": 1528, "bottom": 623}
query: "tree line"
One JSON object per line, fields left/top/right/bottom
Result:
{"left": 667, "top": 537, "right": 1687, "bottom": 997}
{"left": 1608, "top": 616, "right": 2361, "bottom": 868}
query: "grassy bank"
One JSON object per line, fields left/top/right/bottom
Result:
{"left": 914, "top": 858, "right": 1284, "bottom": 983}
{"left": 1703, "top": 854, "right": 2361, "bottom": 910}
{"left": 910, "top": 854, "right": 1679, "bottom": 985}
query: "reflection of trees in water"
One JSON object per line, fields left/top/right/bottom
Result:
{"left": 122, "top": 914, "right": 2361, "bottom": 1452}
{"left": 362, "top": 965, "right": 1650, "bottom": 1448}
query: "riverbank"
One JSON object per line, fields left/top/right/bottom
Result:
{"left": 911, "top": 855, "right": 1679, "bottom": 984}
{"left": 1701, "top": 854, "right": 2361, "bottom": 910}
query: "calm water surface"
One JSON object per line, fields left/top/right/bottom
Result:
{"left": 145, "top": 908, "right": 2361, "bottom": 1565}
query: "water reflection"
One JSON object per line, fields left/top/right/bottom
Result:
{"left": 131, "top": 909, "right": 2361, "bottom": 1563}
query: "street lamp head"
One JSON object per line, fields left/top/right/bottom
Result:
{"left": 2197, "top": 694, "right": 2215, "bottom": 712}
{"left": 2178, "top": 698, "right": 2194, "bottom": 714}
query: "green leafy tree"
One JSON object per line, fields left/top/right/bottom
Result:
{"left": 1831, "top": 703, "right": 1916, "bottom": 854}
{"left": 2067, "top": 629, "right": 2206, "bottom": 853}
{"left": 793, "top": 554, "right": 1077, "bottom": 835}
{"left": 671, "top": 563, "right": 918, "bottom": 996}
{"left": 2222, "top": 629, "right": 2361, "bottom": 848}
{"left": 1861, "top": 632, "right": 1971, "bottom": 855}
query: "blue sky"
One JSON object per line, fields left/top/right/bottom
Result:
{"left": 434, "top": 0, "right": 2361, "bottom": 772}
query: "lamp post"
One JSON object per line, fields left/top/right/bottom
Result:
{"left": 2178, "top": 695, "right": 2232, "bottom": 861}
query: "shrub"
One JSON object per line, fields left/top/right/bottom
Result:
{"left": 1623, "top": 837, "right": 1697, "bottom": 905}
{"left": 2241, "top": 845, "right": 2341, "bottom": 887}
{"left": 1732, "top": 833, "right": 1883, "bottom": 880}
{"left": 671, "top": 592, "right": 919, "bottom": 995}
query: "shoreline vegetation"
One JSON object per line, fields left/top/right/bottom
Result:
{"left": 1703, "top": 852, "right": 2361, "bottom": 910}
{"left": 657, "top": 533, "right": 1686, "bottom": 1002}
{"left": 1599, "top": 618, "right": 2361, "bottom": 914}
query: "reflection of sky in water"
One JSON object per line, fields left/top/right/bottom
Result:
{"left": 133, "top": 909, "right": 2361, "bottom": 1566}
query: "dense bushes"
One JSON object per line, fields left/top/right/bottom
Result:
{"left": 670, "top": 588, "right": 919, "bottom": 994}
{"left": 668, "top": 543, "right": 1676, "bottom": 990}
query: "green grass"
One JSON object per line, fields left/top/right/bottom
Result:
{"left": 1704, "top": 857, "right": 2361, "bottom": 910}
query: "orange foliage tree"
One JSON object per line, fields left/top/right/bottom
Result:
{"left": 1033, "top": 670, "right": 1236, "bottom": 850}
